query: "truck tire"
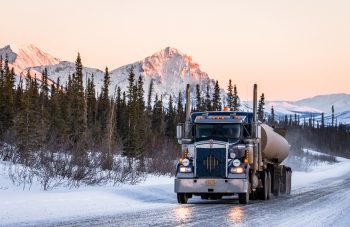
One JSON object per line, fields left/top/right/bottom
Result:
{"left": 260, "top": 171, "right": 268, "bottom": 200}
{"left": 177, "top": 193, "right": 188, "bottom": 204}
{"left": 281, "top": 167, "right": 287, "bottom": 194}
{"left": 267, "top": 171, "right": 272, "bottom": 200}
{"left": 286, "top": 170, "right": 292, "bottom": 195}
{"left": 272, "top": 167, "right": 281, "bottom": 196}
{"left": 239, "top": 193, "right": 249, "bottom": 204}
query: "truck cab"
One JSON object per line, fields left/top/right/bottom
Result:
{"left": 175, "top": 111, "right": 254, "bottom": 204}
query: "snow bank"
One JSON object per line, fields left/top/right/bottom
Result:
{"left": 0, "top": 162, "right": 175, "bottom": 225}
{"left": 292, "top": 149, "right": 350, "bottom": 188}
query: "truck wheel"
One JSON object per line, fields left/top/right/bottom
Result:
{"left": 286, "top": 170, "right": 292, "bottom": 195}
{"left": 267, "top": 171, "right": 272, "bottom": 200}
{"left": 273, "top": 170, "right": 281, "bottom": 196}
{"left": 177, "top": 193, "right": 188, "bottom": 204}
{"left": 238, "top": 193, "right": 249, "bottom": 204}
{"left": 261, "top": 171, "right": 268, "bottom": 200}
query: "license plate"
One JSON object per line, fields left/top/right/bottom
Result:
{"left": 206, "top": 180, "right": 216, "bottom": 185}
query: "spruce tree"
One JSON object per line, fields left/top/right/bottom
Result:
{"left": 124, "top": 68, "right": 138, "bottom": 159}
{"left": 152, "top": 94, "right": 164, "bottom": 134}
{"left": 257, "top": 93, "right": 265, "bottom": 122}
{"left": 270, "top": 106, "right": 275, "bottom": 125}
{"left": 147, "top": 79, "right": 154, "bottom": 111}
{"left": 212, "top": 80, "right": 221, "bottom": 111}
{"left": 38, "top": 68, "right": 50, "bottom": 146}
{"left": 165, "top": 95, "right": 176, "bottom": 138}
{"left": 227, "top": 79, "right": 233, "bottom": 109}
{"left": 195, "top": 84, "right": 202, "bottom": 111}
{"left": 134, "top": 75, "right": 148, "bottom": 165}
{"left": 15, "top": 72, "right": 42, "bottom": 161}
{"left": 68, "top": 53, "right": 87, "bottom": 158}
{"left": 0, "top": 55, "right": 15, "bottom": 136}
{"left": 331, "top": 105, "right": 334, "bottom": 127}
{"left": 115, "top": 86, "right": 122, "bottom": 136}
{"left": 177, "top": 92, "right": 185, "bottom": 123}
{"left": 233, "top": 84, "right": 239, "bottom": 111}
{"left": 321, "top": 113, "right": 325, "bottom": 128}
{"left": 205, "top": 84, "right": 211, "bottom": 111}
{"left": 98, "top": 67, "right": 111, "bottom": 139}
{"left": 86, "top": 74, "right": 97, "bottom": 143}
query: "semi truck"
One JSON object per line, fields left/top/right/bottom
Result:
{"left": 174, "top": 84, "right": 291, "bottom": 204}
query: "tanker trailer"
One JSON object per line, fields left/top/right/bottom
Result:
{"left": 174, "top": 84, "right": 292, "bottom": 204}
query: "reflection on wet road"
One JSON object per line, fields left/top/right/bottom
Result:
{"left": 227, "top": 206, "right": 244, "bottom": 224}
{"left": 174, "top": 206, "right": 193, "bottom": 224}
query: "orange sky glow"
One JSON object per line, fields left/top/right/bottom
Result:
{"left": 1, "top": 0, "right": 349, "bottom": 101}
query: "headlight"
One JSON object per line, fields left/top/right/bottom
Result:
{"left": 232, "top": 159, "right": 241, "bottom": 167}
{"left": 179, "top": 166, "right": 192, "bottom": 173}
{"left": 230, "top": 166, "right": 244, "bottom": 174}
{"left": 182, "top": 158, "right": 190, "bottom": 167}
{"left": 229, "top": 152, "right": 236, "bottom": 159}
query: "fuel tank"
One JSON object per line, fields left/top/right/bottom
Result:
{"left": 260, "top": 124, "right": 289, "bottom": 163}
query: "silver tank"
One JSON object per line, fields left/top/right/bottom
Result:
{"left": 260, "top": 124, "right": 289, "bottom": 163}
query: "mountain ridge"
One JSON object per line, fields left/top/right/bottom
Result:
{"left": 0, "top": 43, "right": 349, "bottom": 124}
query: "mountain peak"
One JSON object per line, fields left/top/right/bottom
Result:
{"left": 0, "top": 45, "right": 18, "bottom": 63}
{"left": 162, "top": 46, "right": 181, "bottom": 56}
{"left": 140, "top": 46, "right": 206, "bottom": 84}
{"left": 149, "top": 47, "right": 192, "bottom": 62}
{"left": 0, "top": 43, "right": 60, "bottom": 73}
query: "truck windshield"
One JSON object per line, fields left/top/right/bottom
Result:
{"left": 195, "top": 124, "right": 241, "bottom": 142}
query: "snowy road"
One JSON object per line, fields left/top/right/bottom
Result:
{"left": 33, "top": 172, "right": 350, "bottom": 227}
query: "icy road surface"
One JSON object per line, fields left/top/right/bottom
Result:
{"left": 36, "top": 173, "right": 350, "bottom": 227}
{"left": 1, "top": 152, "right": 350, "bottom": 227}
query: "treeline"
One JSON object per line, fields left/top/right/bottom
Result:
{"left": 0, "top": 54, "right": 182, "bottom": 173}
{"left": 267, "top": 109, "right": 350, "bottom": 158}
{"left": 0, "top": 54, "right": 242, "bottom": 188}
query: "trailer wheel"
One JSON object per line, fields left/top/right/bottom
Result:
{"left": 177, "top": 193, "right": 188, "bottom": 204}
{"left": 267, "top": 171, "right": 272, "bottom": 200}
{"left": 286, "top": 170, "right": 292, "bottom": 195}
{"left": 260, "top": 171, "right": 268, "bottom": 200}
{"left": 238, "top": 193, "right": 249, "bottom": 204}
{"left": 272, "top": 167, "right": 281, "bottom": 196}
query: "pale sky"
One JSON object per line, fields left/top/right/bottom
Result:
{"left": 1, "top": 0, "right": 349, "bottom": 100}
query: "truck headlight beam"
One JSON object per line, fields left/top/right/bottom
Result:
{"left": 179, "top": 167, "right": 192, "bottom": 173}
{"left": 230, "top": 166, "right": 244, "bottom": 174}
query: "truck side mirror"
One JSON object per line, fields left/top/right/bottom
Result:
{"left": 176, "top": 124, "right": 184, "bottom": 140}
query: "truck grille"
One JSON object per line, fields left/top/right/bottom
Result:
{"left": 196, "top": 148, "right": 226, "bottom": 178}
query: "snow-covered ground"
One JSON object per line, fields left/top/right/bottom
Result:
{"left": 0, "top": 150, "right": 350, "bottom": 226}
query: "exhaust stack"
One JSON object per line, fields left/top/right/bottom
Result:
{"left": 184, "top": 84, "right": 191, "bottom": 139}
{"left": 252, "top": 84, "right": 258, "bottom": 171}
{"left": 252, "top": 84, "right": 258, "bottom": 138}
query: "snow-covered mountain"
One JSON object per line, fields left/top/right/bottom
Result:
{"left": 0, "top": 44, "right": 60, "bottom": 75}
{"left": 262, "top": 94, "right": 350, "bottom": 125}
{"left": 30, "top": 46, "right": 217, "bottom": 106}
{"left": 0, "top": 44, "right": 217, "bottom": 105}
{"left": 1, "top": 43, "right": 349, "bottom": 124}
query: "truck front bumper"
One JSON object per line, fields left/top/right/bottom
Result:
{"left": 174, "top": 178, "right": 248, "bottom": 194}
